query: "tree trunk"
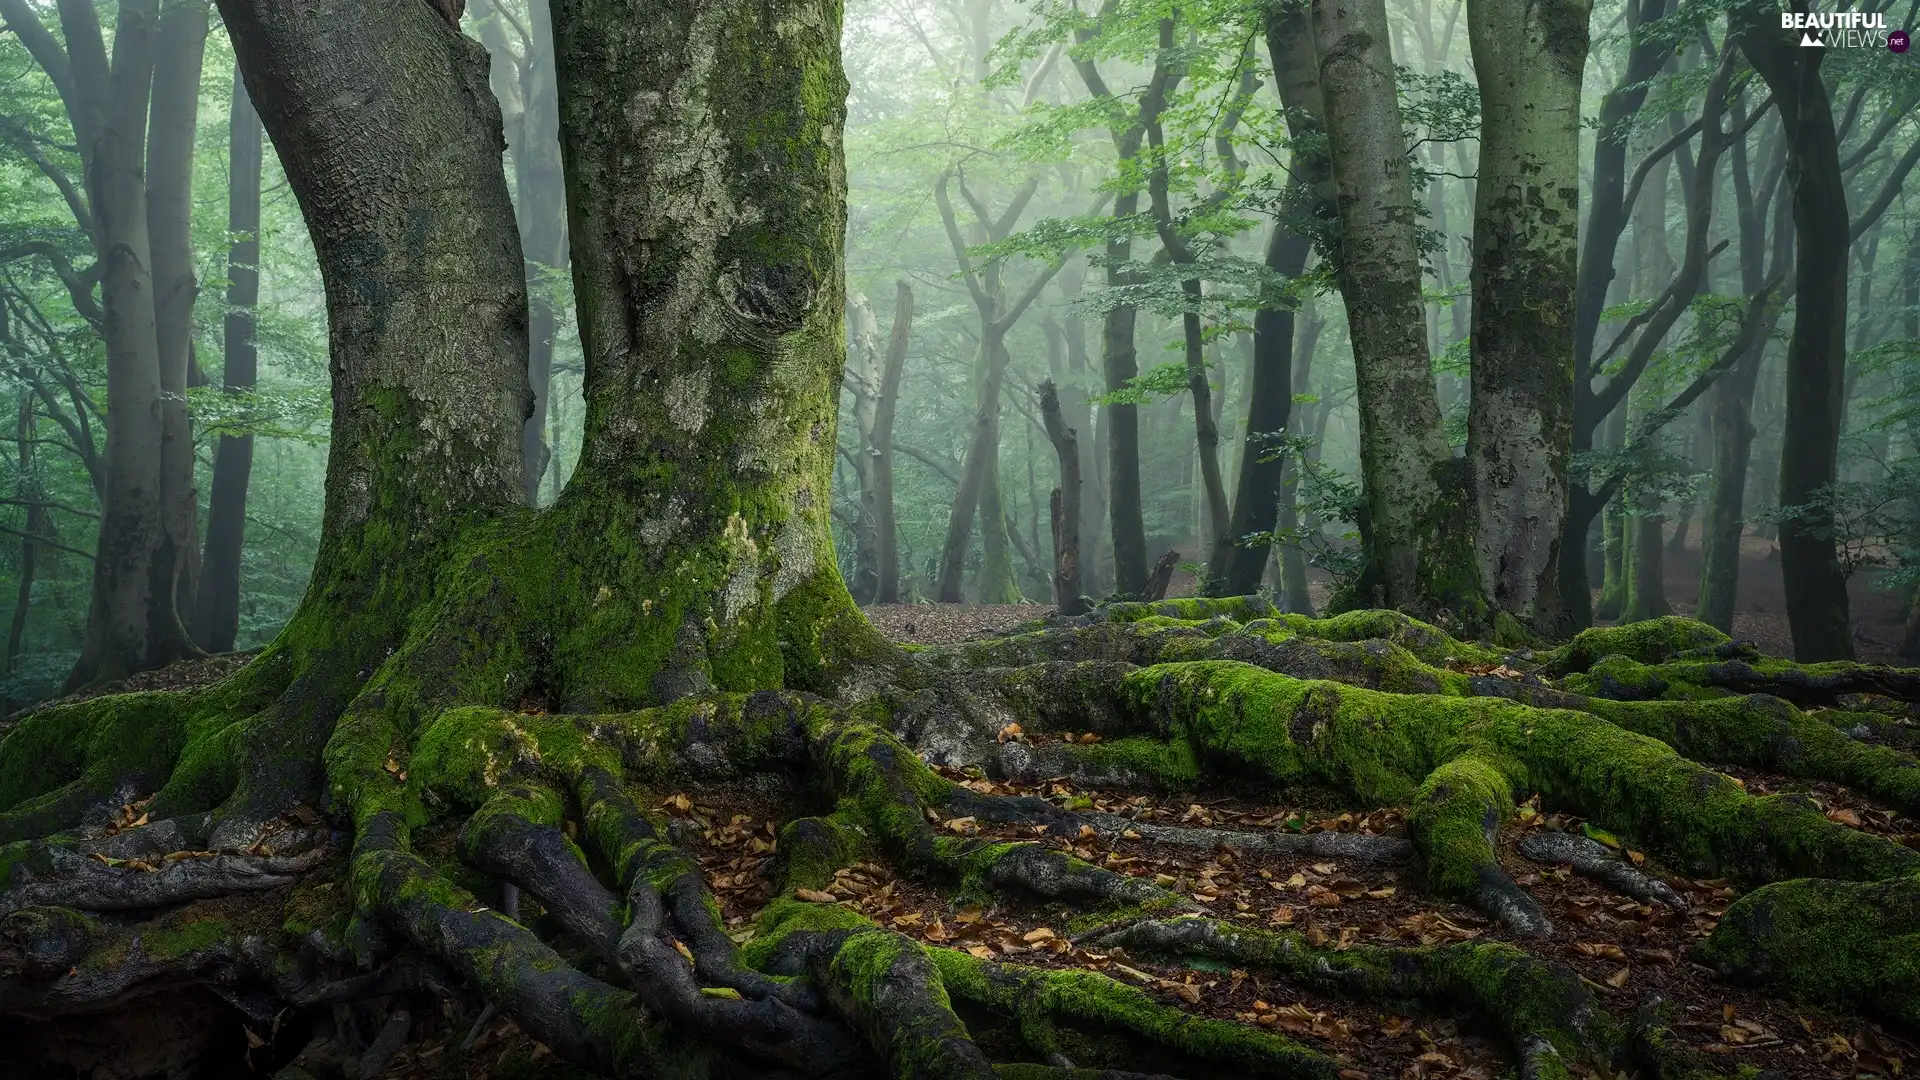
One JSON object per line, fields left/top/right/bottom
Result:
{"left": 146, "top": 0, "right": 211, "bottom": 647}
{"left": 548, "top": 0, "right": 874, "bottom": 699}
{"left": 192, "top": 72, "right": 263, "bottom": 654}
{"left": 1464, "top": 0, "right": 1587, "bottom": 633}
{"left": 846, "top": 285, "right": 912, "bottom": 604}
{"left": 1697, "top": 101, "right": 1786, "bottom": 633}
{"left": 69, "top": 0, "right": 173, "bottom": 690}
{"left": 1208, "top": 0, "right": 1331, "bottom": 597}
{"left": 872, "top": 282, "right": 911, "bottom": 604}
{"left": 7, "top": 395, "right": 41, "bottom": 671}
{"left": 1741, "top": 15, "right": 1854, "bottom": 661}
{"left": 1595, "top": 394, "right": 1628, "bottom": 620}
{"left": 1311, "top": 0, "right": 1480, "bottom": 622}
{"left": 1555, "top": 0, "right": 1673, "bottom": 631}
{"left": 1039, "top": 380, "right": 1085, "bottom": 615}
{"left": 1276, "top": 302, "right": 1326, "bottom": 616}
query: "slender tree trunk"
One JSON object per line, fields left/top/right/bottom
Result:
{"left": 1209, "top": 1, "right": 1331, "bottom": 597}
{"left": 146, "top": 0, "right": 210, "bottom": 645}
{"left": 1464, "top": 0, "right": 1587, "bottom": 634}
{"left": 1557, "top": 0, "right": 1674, "bottom": 630}
{"left": 70, "top": 0, "right": 172, "bottom": 690}
{"left": 7, "top": 395, "right": 41, "bottom": 671}
{"left": 1698, "top": 106, "right": 1786, "bottom": 632}
{"left": 1898, "top": 225, "right": 1920, "bottom": 658}
{"left": 1312, "top": 0, "right": 1480, "bottom": 621}
{"left": 1039, "top": 380, "right": 1085, "bottom": 614}
{"left": 1595, "top": 394, "right": 1628, "bottom": 620}
{"left": 1277, "top": 302, "right": 1325, "bottom": 615}
{"left": 1741, "top": 14, "right": 1854, "bottom": 661}
{"left": 872, "top": 282, "right": 911, "bottom": 604}
{"left": 193, "top": 72, "right": 263, "bottom": 654}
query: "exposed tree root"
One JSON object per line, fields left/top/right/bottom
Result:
{"left": 5, "top": 604, "right": 1920, "bottom": 1078}
{"left": 1515, "top": 832, "right": 1687, "bottom": 910}
{"left": 1083, "top": 917, "right": 1599, "bottom": 1080}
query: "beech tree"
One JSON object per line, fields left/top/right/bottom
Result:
{"left": 3, "top": 1, "right": 1920, "bottom": 1076}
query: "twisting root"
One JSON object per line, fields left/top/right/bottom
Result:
{"left": 930, "top": 945, "right": 1338, "bottom": 1079}
{"left": 1084, "top": 917, "right": 1599, "bottom": 1080}
{"left": 1516, "top": 831, "right": 1687, "bottom": 910}
{"left": 9, "top": 602, "right": 1920, "bottom": 1078}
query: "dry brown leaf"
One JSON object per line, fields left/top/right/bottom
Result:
{"left": 794, "top": 888, "right": 837, "bottom": 904}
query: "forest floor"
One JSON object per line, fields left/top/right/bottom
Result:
{"left": 871, "top": 524, "right": 1913, "bottom": 663}
{"left": 17, "top": 536, "right": 1919, "bottom": 1079}
{"left": 361, "top": 744, "right": 1919, "bottom": 1080}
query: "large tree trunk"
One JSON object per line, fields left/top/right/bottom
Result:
{"left": 208, "top": 0, "right": 531, "bottom": 835}
{"left": 549, "top": 0, "right": 874, "bottom": 696}
{"left": 146, "top": 0, "right": 211, "bottom": 648}
{"left": 192, "top": 73, "right": 264, "bottom": 654}
{"left": 1209, "top": 1, "right": 1331, "bottom": 597}
{"left": 1463, "top": 0, "right": 1587, "bottom": 634}
{"left": 1741, "top": 15, "right": 1854, "bottom": 661}
{"left": 1311, "top": 0, "right": 1481, "bottom": 623}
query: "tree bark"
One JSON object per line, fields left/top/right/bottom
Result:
{"left": 146, "top": 0, "right": 211, "bottom": 648}
{"left": 548, "top": 0, "right": 875, "bottom": 700}
{"left": 845, "top": 284, "right": 912, "bottom": 604}
{"left": 1311, "top": 0, "right": 1479, "bottom": 622}
{"left": 69, "top": 0, "right": 172, "bottom": 690}
{"left": 1740, "top": 9, "right": 1855, "bottom": 661}
{"left": 1208, "top": 1, "right": 1332, "bottom": 597}
{"left": 1555, "top": 0, "right": 1673, "bottom": 629}
{"left": 1464, "top": 0, "right": 1587, "bottom": 633}
{"left": 1038, "top": 380, "right": 1085, "bottom": 615}
{"left": 1070, "top": 7, "right": 1178, "bottom": 599}
{"left": 193, "top": 72, "right": 263, "bottom": 654}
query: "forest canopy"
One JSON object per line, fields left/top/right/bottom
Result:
{"left": 0, "top": 0, "right": 1916, "bottom": 1076}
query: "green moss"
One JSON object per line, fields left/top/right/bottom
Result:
{"left": 770, "top": 814, "right": 869, "bottom": 892}
{"left": 1544, "top": 617, "right": 1730, "bottom": 675}
{"left": 1408, "top": 753, "right": 1517, "bottom": 898}
{"left": 1279, "top": 609, "right": 1496, "bottom": 666}
{"left": 931, "top": 947, "right": 1333, "bottom": 1077}
{"left": 1698, "top": 873, "right": 1920, "bottom": 1031}
{"left": 142, "top": 917, "right": 233, "bottom": 960}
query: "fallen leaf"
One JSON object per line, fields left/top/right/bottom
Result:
{"left": 1022, "top": 927, "right": 1057, "bottom": 943}
{"left": 996, "top": 723, "right": 1024, "bottom": 744}
{"left": 1605, "top": 967, "right": 1630, "bottom": 988}
{"left": 794, "top": 888, "right": 838, "bottom": 903}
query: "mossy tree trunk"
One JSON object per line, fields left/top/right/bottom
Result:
{"left": 1311, "top": 0, "right": 1484, "bottom": 627}
{"left": 1463, "top": 0, "right": 1587, "bottom": 635}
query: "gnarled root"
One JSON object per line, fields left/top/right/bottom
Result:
{"left": 1084, "top": 917, "right": 1601, "bottom": 1080}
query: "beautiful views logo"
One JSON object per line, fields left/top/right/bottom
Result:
{"left": 1780, "top": 9, "right": 1894, "bottom": 47}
